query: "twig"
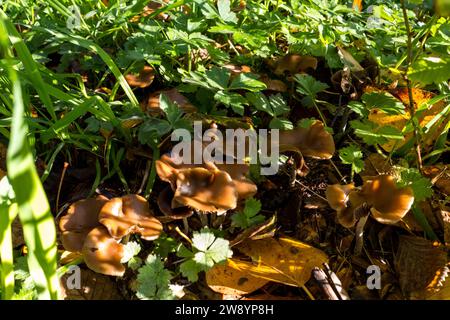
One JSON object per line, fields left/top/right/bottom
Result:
{"left": 400, "top": 0, "right": 423, "bottom": 170}
{"left": 56, "top": 162, "right": 69, "bottom": 213}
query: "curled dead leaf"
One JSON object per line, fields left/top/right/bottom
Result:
{"left": 395, "top": 235, "right": 448, "bottom": 299}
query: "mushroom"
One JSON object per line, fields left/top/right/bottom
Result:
{"left": 172, "top": 166, "right": 238, "bottom": 214}
{"left": 326, "top": 175, "right": 414, "bottom": 227}
{"left": 156, "top": 152, "right": 256, "bottom": 214}
{"left": 59, "top": 195, "right": 109, "bottom": 252}
{"left": 125, "top": 65, "right": 155, "bottom": 88}
{"left": 82, "top": 226, "right": 125, "bottom": 277}
{"left": 157, "top": 186, "right": 194, "bottom": 219}
{"left": 98, "top": 194, "right": 163, "bottom": 241}
{"left": 360, "top": 175, "right": 414, "bottom": 225}
{"left": 278, "top": 121, "right": 335, "bottom": 159}
{"left": 326, "top": 184, "right": 366, "bottom": 228}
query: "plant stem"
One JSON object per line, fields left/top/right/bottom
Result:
{"left": 400, "top": 0, "right": 423, "bottom": 171}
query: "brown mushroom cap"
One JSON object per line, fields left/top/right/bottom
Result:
{"left": 361, "top": 175, "right": 414, "bottom": 224}
{"left": 82, "top": 226, "right": 125, "bottom": 277}
{"left": 216, "top": 163, "right": 257, "bottom": 200}
{"left": 125, "top": 65, "right": 155, "bottom": 88}
{"left": 326, "top": 184, "right": 355, "bottom": 211}
{"left": 59, "top": 195, "right": 109, "bottom": 252}
{"left": 157, "top": 186, "right": 194, "bottom": 219}
{"left": 173, "top": 166, "right": 238, "bottom": 214}
{"left": 278, "top": 121, "right": 335, "bottom": 159}
{"left": 326, "top": 184, "right": 367, "bottom": 228}
{"left": 98, "top": 194, "right": 163, "bottom": 240}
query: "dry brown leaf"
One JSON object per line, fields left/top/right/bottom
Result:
{"left": 60, "top": 268, "right": 123, "bottom": 300}
{"left": 235, "top": 236, "right": 328, "bottom": 287}
{"left": 206, "top": 259, "right": 269, "bottom": 296}
{"left": 360, "top": 153, "right": 394, "bottom": 177}
{"left": 395, "top": 235, "right": 448, "bottom": 298}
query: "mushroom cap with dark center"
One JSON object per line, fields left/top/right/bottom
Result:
{"left": 278, "top": 121, "right": 335, "bottom": 159}
{"left": 157, "top": 186, "right": 194, "bottom": 219}
{"left": 173, "top": 166, "right": 238, "bottom": 214}
{"left": 325, "top": 183, "right": 355, "bottom": 211}
{"left": 361, "top": 175, "right": 414, "bottom": 224}
{"left": 98, "top": 194, "right": 163, "bottom": 241}
{"left": 59, "top": 195, "right": 109, "bottom": 252}
{"left": 82, "top": 226, "right": 125, "bottom": 277}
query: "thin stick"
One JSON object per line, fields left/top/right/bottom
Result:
{"left": 295, "top": 180, "right": 328, "bottom": 202}
{"left": 400, "top": 0, "right": 423, "bottom": 170}
{"left": 56, "top": 162, "right": 69, "bottom": 213}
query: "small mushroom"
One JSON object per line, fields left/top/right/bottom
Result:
{"left": 360, "top": 175, "right": 414, "bottom": 225}
{"left": 326, "top": 184, "right": 366, "bottom": 228}
{"left": 157, "top": 186, "right": 194, "bottom": 219}
{"left": 125, "top": 65, "right": 155, "bottom": 88}
{"left": 98, "top": 194, "right": 163, "bottom": 241}
{"left": 82, "top": 226, "right": 125, "bottom": 277}
{"left": 278, "top": 121, "right": 335, "bottom": 159}
{"left": 59, "top": 195, "right": 109, "bottom": 252}
{"left": 326, "top": 175, "right": 414, "bottom": 227}
{"left": 173, "top": 166, "right": 238, "bottom": 214}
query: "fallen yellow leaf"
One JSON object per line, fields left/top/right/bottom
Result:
{"left": 235, "top": 236, "right": 328, "bottom": 288}
{"left": 206, "top": 259, "right": 269, "bottom": 296}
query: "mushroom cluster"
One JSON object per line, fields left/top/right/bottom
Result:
{"left": 326, "top": 175, "right": 414, "bottom": 228}
{"left": 156, "top": 155, "right": 257, "bottom": 215}
{"left": 59, "top": 194, "right": 163, "bottom": 276}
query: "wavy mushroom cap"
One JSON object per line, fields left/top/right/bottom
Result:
{"left": 361, "top": 175, "right": 414, "bottom": 224}
{"left": 82, "top": 226, "right": 125, "bottom": 277}
{"left": 59, "top": 195, "right": 109, "bottom": 252}
{"left": 325, "top": 183, "right": 356, "bottom": 211}
{"left": 326, "top": 184, "right": 366, "bottom": 228}
{"left": 98, "top": 194, "right": 163, "bottom": 241}
{"left": 157, "top": 186, "right": 194, "bottom": 219}
{"left": 156, "top": 153, "right": 257, "bottom": 202}
{"left": 336, "top": 191, "right": 367, "bottom": 228}
{"left": 173, "top": 167, "right": 238, "bottom": 214}
{"left": 216, "top": 163, "right": 257, "bottom": 200}
{"left": 278, "top": 121, "right": 335, "bottom": 159}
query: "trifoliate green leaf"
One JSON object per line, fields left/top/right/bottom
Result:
{"left": 231, "top": 198, "right": 264, "bottom": 229}
{"left": 397, "top": 168, "right": 433, "bottom": 202}
{"left": 178, "top": 228, "right": 233, "bottom": 282}
{"left": 217, "top": 0, "right": 238, "bottom": 23}
{"left": 295, "top": 74, "right": 329, "bottom": 98}
{"left": 153, "top": 234, "right": 178, "bottom": 258}
{"left": 339, "top": 145, "right": 364, "bottom": 174}
{"left": 136, "top": 255, "right": 174, "bottom": 300}
{"left": 229, "top": 73, "right": 267, "bottom": 92}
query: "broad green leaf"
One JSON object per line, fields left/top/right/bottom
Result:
{"left": 362, "top": 92, "right": 406, "bottom": 115}
{"left": 229, "top": 73, "right": 267, "bottom": 92}
{"left": 409, "top": 56, "right": 450, "bottom": 85}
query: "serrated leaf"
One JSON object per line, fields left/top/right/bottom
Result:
{"left": 362, "top": 92, "right": 406, "bottom": 115}
{"left": 121, "top": 241, "right": 141, "bottom": 263}
{"left": 295, "top": 74, "right": 328, "bottom": 98}
{"left": 339, "top": 145, "right": 364, "bottom": 174}
{"left": 229, "top": 73, "right": 267, "bottom": 92}
{"left": 408, "top": 56, "right": 450, "bottom": 85}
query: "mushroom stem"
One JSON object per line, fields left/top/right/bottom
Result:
{"left": 182, "top": 218, "right": 189, "bottom": 235}
{"left": 197, "top": 211, "right": 209, "bottom": 227}
{"left": 354, "top": 215, "right": 369, "bottom": 256}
